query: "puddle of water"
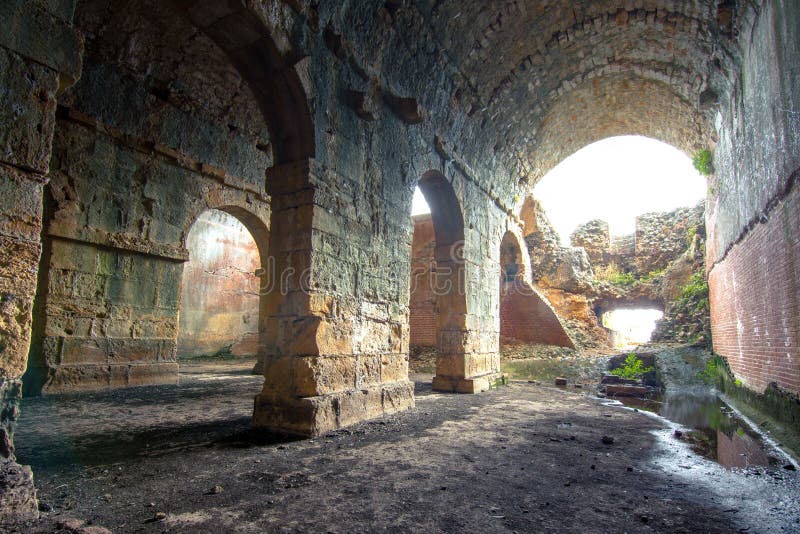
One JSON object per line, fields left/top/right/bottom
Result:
{"left": 618, "top": 392, "right": 779, "bottom": 469}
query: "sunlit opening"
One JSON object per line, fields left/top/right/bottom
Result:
{"left": 602, "top": 308, "right": 663, "bottom": 348}
{"left": 411, "top": 186, "right": 431, "bottom": 215}
{"left": 533, "top": 136, "right": 705, "bottom": 244}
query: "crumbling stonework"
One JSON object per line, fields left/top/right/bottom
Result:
{"left": 570, "top": 220, "right": 611, "bottom": 267}
{"left": 1, "top": 0, "right": 799, "bottom": 522}
{"left": 523, "top": 199, "right": 708, "bottom": 347}
{"left": 0, "top": 0, "right": 83, "bottom": 521}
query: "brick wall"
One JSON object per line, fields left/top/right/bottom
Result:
{"left": 500, "top": 281, "right": 574, "bottom": 347}
{"left": 409, "top": 214, "right": 437, "bottom": 347}
{"left": 709, "top": 180, "right": 799, "bottom": 394}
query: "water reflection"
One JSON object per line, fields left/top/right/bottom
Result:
{"left": 620, "top": 393, "right": 776, "bottom": 469}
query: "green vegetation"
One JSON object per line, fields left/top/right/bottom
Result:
{"left": 640, "top": 268, "right": 667, "bottom": 283}
{"left": 692, "top": 149, "right": 714, "bottom": 175}
{"left": 679, "top": 272, "right": 710, "bottom": 314}
{"left": 610, "top": 353, "right": 654, "bottom": 380}
{"left": 698, "top": 355, "right": 725, "bottom": 385}
{"left": 594, "top": 264, "right": 637, "bottom": 286}
{"left": 686, "top": 225, "right": 697, "bottom": 245}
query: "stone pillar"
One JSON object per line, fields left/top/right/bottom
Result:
{"left": 431, "top": 244, "right": 504, "bottom": 394}
{"left": 252, "top": 160, "right": 414, "bottom": 436}
{"left": 0, "top": 0, "right": 82, "bottom": 522}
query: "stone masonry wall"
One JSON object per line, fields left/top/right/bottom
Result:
{"left": 635, "top": 204, "right": 704, "bottom": 274}
{"left": 709, "top": 1, "right": 800, "bottom": 396}
{"left": 178, "top": 210, "right": 261, "bottom": 359}
{"left": 0, "top": 0, "right": 82, "bottom": 521}
{"left": 25, "top": 0, "right": 272, "bottom": 393}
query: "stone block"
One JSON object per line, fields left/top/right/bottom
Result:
{"left": 0, "top": 460, "right": 38, "bottom": 524}
{"left": 43, "top": 365, "right": 111, "bottom": 393}
{"left": 356, "top": 354, "right": 382, "bottom": 387}
{"left": 59, "top": 337, "right": 108, "bottom": 365}
{"left": 294, "top": 355, "right": 357, "bottom": 397}
{"left": 0, "top": 0, "right": 82, "bottom": 77}
{"left": 381, "top": 380, "right": 415, "bottom": 412}
{"left": 126, "top": 363, "right": 179, "bottom": 386}
{"left": 0, "top": 237, "right": 39, "bottom": 378}
{"left": 0, "top": 165, "right": 43, "bottom": 243}
{"left": 380, "top": 353, "right": 408, "bottom": 383}
{"left": 0, "top": 47, "right": 59, "bottom": 173}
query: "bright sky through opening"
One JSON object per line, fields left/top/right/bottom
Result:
{"left": 603, "top": 308, "right": 664, "bottom": 347}
{"left": 533, "top": 136, "right": 706, "bottom": 244}
{"left": 412, "top": 187, "right": 431, "bottom": 215}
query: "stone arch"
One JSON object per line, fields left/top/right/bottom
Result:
{"left": 171, "top": 0, "right": 315, "bottom": 164}
{"left": 497, "top": 231, "right": 574, "bottom": 349}
{"left": 526, "top": 75, "right": 711, "bottom": 182}
{"left": 414, "top": 171, "right": 469, "bottom": 390}
{"left": 179, "top": 203, "right": 271, "bottom": 373}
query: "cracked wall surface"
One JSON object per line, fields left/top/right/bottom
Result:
{"left": 1, "top": 0, "right": 799, "bottom": 522}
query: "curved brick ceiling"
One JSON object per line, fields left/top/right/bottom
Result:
{"left": 415, "top": 0, "right": 726, "bottom": 184}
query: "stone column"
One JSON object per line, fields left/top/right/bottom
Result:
{"left": 252, "top": 160, "right": 414, "bottom": 436}
{"left": 430, "top": 235, "right": 504, "bottom": 393}
{"left": 0, "top": 0, "right": 82, "bottom": 522}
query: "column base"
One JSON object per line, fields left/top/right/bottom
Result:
{"left": 253, "top": 379, "right": 415, "bottom": 437}
{"left": 432, "top": 373, "right": 508, "bottom": 393}
{"left": 36, "top": 363, "right": 179, "bottom": 394}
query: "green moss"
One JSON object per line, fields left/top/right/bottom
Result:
{"left": 608, "top": 271, "right": 636, "bottom": 286}
{"left": 640, "top": 268, "right": 666, "bottom": 282}
{"left": 698, "top": 354, "right": 800, "bottom": 461}
{"left": 692, "top": 149, "right": 714, "bottom": 175}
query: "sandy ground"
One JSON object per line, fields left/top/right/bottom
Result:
{"left": 10, "top": 359, "right": 800, "bottom": 533}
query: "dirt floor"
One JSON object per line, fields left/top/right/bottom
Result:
{"left": 10, "top": 358, "right": 800, "bottom": 533}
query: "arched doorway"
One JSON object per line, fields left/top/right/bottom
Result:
{"left": 178, "top": 208, "right": 267, "bottom": 368}
{"left": 498, "top": 231, "right": 573, "bottom": 349}
{"left": 407, "top": 172, "right": 469, "bottom": 390}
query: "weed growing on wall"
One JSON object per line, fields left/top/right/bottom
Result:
{"left": 692, "top": 149, "right": 714, "bottom": 175}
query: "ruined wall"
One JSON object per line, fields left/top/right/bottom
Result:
{"left": 411, "top": 214, "right": 573, "bottom": 351}
{"left": 499, "top": 281, "right": 574, "bottom": 348}
{"left": 178, "top": 210, "right": 261, "bottom": 359}
{"left": 0, "top": 0, "right": 82, "bottom": 520}
{"left": 709, "top": 1, "right": 800, "bottom": 395}
{"left": 25, "top": 0, "right": 272, "bottom": 393}
{"left": 408, "top": 214, "right": 436, "bottom": 348}
{"left": 635, "top": 205, "right": 704, "bottom": 274}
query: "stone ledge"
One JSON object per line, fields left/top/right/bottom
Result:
{"left": 432, "top": 372, "right": 507, "bottom": 394}
{"left": 252, "top": 379, "right": 415, "bottom": 437}
{"left": 39, "top": 362, "right": 179, "bottom": 394}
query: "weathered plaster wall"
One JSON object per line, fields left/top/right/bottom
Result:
{"left": 709, "top": 1, "right": 800, "bottom": 395}
{"left": 178, "top": 210, "right": 261, "bottom": 359}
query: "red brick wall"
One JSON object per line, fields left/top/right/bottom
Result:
{"left": 709, "top": 181, "right": 800, "bottom": 394}
{"left": 409, "top": 215, "right": 437, "bottom": 347}
{"left": 500, "top": 281, "right": 574, "bottom": 348}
